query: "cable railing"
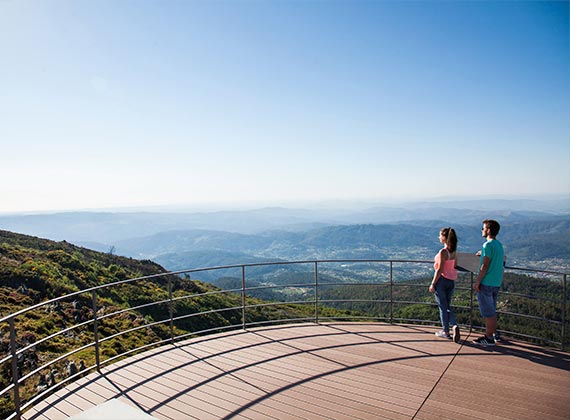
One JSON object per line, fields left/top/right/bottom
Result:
{"left": 0, "top": 259, "right": 567, "bottom": 420}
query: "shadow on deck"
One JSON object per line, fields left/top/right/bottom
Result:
{"left": 22, "top": 322, "right": 570, "bottom": 420}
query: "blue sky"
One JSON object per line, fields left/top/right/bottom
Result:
{"left": 1, "top": 0, "right": 568, "bottom": 213}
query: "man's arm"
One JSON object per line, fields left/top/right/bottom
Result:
{"left": 474, "top": 256, "right": 490, "bottom": 292}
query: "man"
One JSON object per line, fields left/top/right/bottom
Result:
{"left": 473, "top": 219, "right": 504, "bottom": 346}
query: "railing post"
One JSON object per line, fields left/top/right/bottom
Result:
{"left": 314, "top": 261, "right": 319, "bottom": 324}
{"left": 562, "top": 274, "right": 567, "bottom": 352}
{"left": 168, "top": 277, "right": 174, "bottom": 343}
{"left": 9, "top": 318, "right": 21, "bottom": 420}
{"left": 470, "top": 272, "right": 474, "bottom": 333}
{"left": 91, "top": 290, "right": 100, "bottom": 372}
{"left": 389, "top": 261, "right": 393, "bottom": 324}
{"left": 241, "top": 265, "right": 246, "bottom": 329}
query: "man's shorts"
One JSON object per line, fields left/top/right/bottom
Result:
{"left": 477, "top": 284, "right": 500, "bottom": 318}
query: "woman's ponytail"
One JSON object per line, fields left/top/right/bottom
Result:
{"left": 441, "top": 227, "right": 458, "bottom": 253}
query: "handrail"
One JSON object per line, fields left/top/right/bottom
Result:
{"left": 0, "top": 259, "right": 567, "bottom": 420}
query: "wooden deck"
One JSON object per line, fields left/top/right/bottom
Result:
{"left": 22, "top": 322, "right": 570, "bottom": 420}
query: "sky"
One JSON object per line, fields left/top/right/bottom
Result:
{"left": 1, "top": 0, "right": 568, "bottom": 213}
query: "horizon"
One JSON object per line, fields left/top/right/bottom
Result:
{"left": 0, "top": 193, "right": 568, "bottom": 217}
{"left": 1, "top": 1, "right": 568, "bottom": 213}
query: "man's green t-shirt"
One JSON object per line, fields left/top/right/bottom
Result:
{"left": 480, "top": 239, "right": 504, "bottom": 287}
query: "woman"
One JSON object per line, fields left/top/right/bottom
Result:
{"left": 429, "top": 227, "right": 460, "bottom": 343}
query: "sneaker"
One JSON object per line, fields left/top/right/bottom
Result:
{"left": 452, "top": 325, "right": 461, "bottom": 343}
{"left": 435, "top": 330, "right": 451, "bottom": 339}
{"left": 473, "top": 335, "right": 495, "bottom": 347}
{"left": 493, "top": 331, "right": 501, "bottom": 342}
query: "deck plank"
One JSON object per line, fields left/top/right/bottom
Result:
{"left": 21, "top": 323, "right": 570, "bottom": 420}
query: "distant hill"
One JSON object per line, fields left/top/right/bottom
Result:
{"left": 115, "top": 229, "right": 276, "bottom": 259}
{"left": 0, "top": 197, "right": 567, "bottom": 243}
{"left": 111, "top": 218, "right": 570, "bottom": 274}
{"left": 0, "top": 199, "right": 567, "bottom": 276}
{"left": 0, "top": 208, "right": 332, "bottom": 243}
{"left": 153, "top": 250, "right": 279, "bottom": 277}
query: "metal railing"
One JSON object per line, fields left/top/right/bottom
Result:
{"left": 0, "top": 259, "right": 567, "bottom": 420}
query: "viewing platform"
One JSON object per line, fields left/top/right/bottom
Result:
{"left": 22, "top": 322, "right": 570, "bottom": 420}
{"left": 2, "top": 258, "right": 568, "bottom": 420}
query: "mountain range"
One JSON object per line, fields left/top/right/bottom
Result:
{"left": 1, "top": 197, "right": 567, "bottom": 241}
{"left": 126, "top": 218, "right": 569, "bottom": 270}
{"left": 0, "top": 197, "right": 568, "bottom": 276}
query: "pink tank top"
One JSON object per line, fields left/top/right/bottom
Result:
{"left": 434, "top": 249, "right": 457, "bottom": 280}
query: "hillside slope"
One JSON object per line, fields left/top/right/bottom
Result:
{"left": 0, "top": 230, "right": 318, "bottom": 418}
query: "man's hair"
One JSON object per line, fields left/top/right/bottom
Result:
{"left": 483, "top": 219, "right": 500, "bottom": 236}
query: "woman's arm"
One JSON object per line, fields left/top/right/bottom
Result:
{"left": 429, "top": 249, "right": 447, "bottom": 293}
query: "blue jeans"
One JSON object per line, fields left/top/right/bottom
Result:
{"left": 434, "top": 276, "right": 457, "bottom": 333}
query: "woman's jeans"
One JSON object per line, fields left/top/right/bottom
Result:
{"left": 434, "top": 276, "right": 457, "bottom": 333}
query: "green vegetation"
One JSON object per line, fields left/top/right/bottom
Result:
{"left": 316, "top": 271, "right": 567, "bottom": 348}
{"left": 0, "top": 231, "right": 322, "bottom": 419}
